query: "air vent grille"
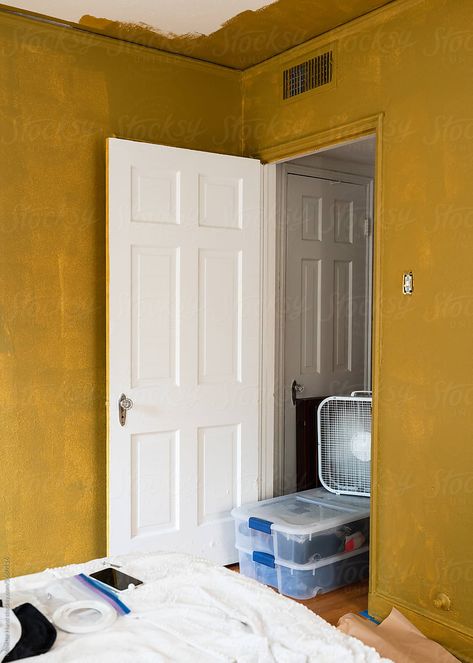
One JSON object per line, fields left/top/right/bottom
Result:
{"left": 283, "top": 50, "right": 333, "bottom": 100}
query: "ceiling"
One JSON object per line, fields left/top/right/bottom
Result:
{"left": 5, "top": 0, "right": 277, "bottom": 37}
{"left": 318, "top": 136, "right": 376, "bottom": 165}
{"left": 4, "top": 0, "right": 396, "bottom": 69}
{"left": 290, "top": 136, "right": 376, "bottom": 171}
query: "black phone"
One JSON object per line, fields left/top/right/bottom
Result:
{"left": 89, "top": 567, "right": 143, "bottom": 592}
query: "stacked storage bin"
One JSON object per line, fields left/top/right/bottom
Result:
{"left": 231, "top": 487, "right": 369, "bottom": 599}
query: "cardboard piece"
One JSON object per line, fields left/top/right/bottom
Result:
{"left": 337, "top": 608, "right": 460, "bottom": 663}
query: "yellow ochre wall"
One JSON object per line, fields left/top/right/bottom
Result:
{"left": 241, "top": 0, "right": 473, "bottom": 657}
{"left": 2, "top": 0, "right": 473, "bottom": 657}
{"left": 0, "top": 12, "right": 241, "bottom": 577}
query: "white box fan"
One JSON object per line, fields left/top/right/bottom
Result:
{"left": 317, "top": 391, "right": 372, "bottom": 497}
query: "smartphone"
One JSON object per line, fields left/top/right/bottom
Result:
{"left": 89, "top": 567, "right": 143, "bottom": 592}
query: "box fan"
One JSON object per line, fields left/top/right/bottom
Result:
{"left": 317, "top": 391, "right": 372, "bottom": 497}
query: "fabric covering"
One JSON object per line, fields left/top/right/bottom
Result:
{"left": 3, "top": 604, "right": 57, "bottom": 661}
{"left": 0, "top": 607, "right": 21, "bottom": 658}
{"left": 0, "top": 552, "right": 392, "bottom": 662}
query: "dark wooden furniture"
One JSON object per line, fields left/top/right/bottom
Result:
{"left": 295, "top": 396, "right": 327, "bottom": 491}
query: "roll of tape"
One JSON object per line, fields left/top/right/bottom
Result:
{"left": 52, "top": 600, "right": 117, "bottom": 633}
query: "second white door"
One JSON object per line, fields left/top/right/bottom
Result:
{"left": 284, "top": 171, "right": 371, "bottom": 492}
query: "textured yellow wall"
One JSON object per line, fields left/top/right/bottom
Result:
{"left": 3, "top": 1, "right": 473, "bottom": 656}
{"left": 0, "top": 12, "right": 241, "bottom": 578}
{"left": 242, "top": 0, "right": 473, "bottom": 657}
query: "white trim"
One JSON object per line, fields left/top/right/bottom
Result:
{"left": 265, "top": 161, "right": 289, "bottom": 498}
{"left": 259, "top": 163, "right": 285, "bottom": 498}
{"left": 365, "top": 179, "right": 374, "bottom": 390}
{"left": 262, "top": 160, "right": 374, "bottom": 495}
{"left": 259, "top": 164, "right": 276, "bottom": 500}
{"left": 274, "top": 164, "right": 287, "bottom": 497}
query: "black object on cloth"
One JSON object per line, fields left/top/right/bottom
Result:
{"left": 3, "top": 603, "right": 56, "bottom": 661}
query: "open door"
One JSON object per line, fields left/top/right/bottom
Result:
{"left": 107, "top": 138, "right": 261, "bottom": 563}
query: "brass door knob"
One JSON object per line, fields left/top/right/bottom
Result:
{"left": 433, "top": 593, "right": 451, "bottom": 611}
{"left": 118, "top": 393, "right": 134, "bottom": 426}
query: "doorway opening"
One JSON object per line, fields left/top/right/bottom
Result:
{"left": 274, "top": 134, "right": 376, "bottom": 496}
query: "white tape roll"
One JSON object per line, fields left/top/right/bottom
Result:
{"left": 52, "top": 600, "right": 117, "bottom": 633}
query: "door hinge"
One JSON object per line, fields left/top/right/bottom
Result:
{"left": 363, "top": 217, "right": 372, "bottom": 237}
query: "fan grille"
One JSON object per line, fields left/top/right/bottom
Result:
{"left": 318, "top": 397, "right": 371, "bottom": 497}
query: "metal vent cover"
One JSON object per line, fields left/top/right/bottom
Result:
{"left": 283, "top": 50, "right": 333, "bottom": 100}
{"left": 317, "top": 395, "right": 371, "bottom": 497}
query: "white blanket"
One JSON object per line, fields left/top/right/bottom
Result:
{"left": 0, "top": 552, "right": 392, "bottom": 662}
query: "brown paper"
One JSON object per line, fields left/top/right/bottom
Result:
{"left": 337, "top": 608, "right": 460, "bottom": 663}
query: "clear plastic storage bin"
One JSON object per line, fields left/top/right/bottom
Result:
{"left": 237, "top": 545, "right": 369, "bottom": 599}
{"left": 232, "top": 487, "right": 370, "bottom": 565}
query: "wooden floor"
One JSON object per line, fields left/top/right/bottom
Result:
{"left": 227, "top": 565, "right": 368, "bottom": 626}
{"left": 297, "top": 580, "right": 369, "bottom": 625}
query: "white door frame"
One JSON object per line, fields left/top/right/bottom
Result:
{"left": 260, "top": 160, "right": 374, "bottom": 497}
{"left": 258, "top": 165, "right": 277, "bottom": 499}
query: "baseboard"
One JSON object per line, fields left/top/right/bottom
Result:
{"left": 369, "top": 591, "right": 473, "bottom": 663}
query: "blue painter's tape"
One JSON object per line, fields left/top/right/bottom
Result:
{"left": 248, "top": 517, "right": 272, "bottom": 534}
{"left": 359, "top": 610, "right": 380, "bottom": 624}
{"left": 252, "top": 551, "right": 276, "bottom": 568}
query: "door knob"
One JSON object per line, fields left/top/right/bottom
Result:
{"left": 433, "top": 593, "right": 451, "bottom": 611}
{"left": 291, "top": 380, "right": 304, "bottom": 406}
{"left": 118, "top": 393, "right": 133, "bottom": 427}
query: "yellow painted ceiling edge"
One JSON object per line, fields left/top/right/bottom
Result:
{"left": 1, "top": 0, "right": 409, "bottom": 70}
{"left": 76, "top": 0, "right": 395, "bottom": 70}
{"left": 0, "top": 3, "right": 237, "bottom": 74}
{"left": 243, "top": 0, "right": 425, "bottom": 75}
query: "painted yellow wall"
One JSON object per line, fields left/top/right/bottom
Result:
{"left": 3, "top": 0, "right": 473, "bottom": 657}
{"left": 0, "top": 12, "right": 241, "bottom": 578}
{"left": 242, "top": 0, "right": 473, "bottom": 657}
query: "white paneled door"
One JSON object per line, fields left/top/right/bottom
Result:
{"left": 107, "top": 138, "right": 261, "bottom": 563}
{"left": 284, "top": 172, "right": 370, "bottom": 492}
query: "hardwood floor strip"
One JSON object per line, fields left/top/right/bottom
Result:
{"left": 227, "top": 565, "right": 368, "bottom": 626}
